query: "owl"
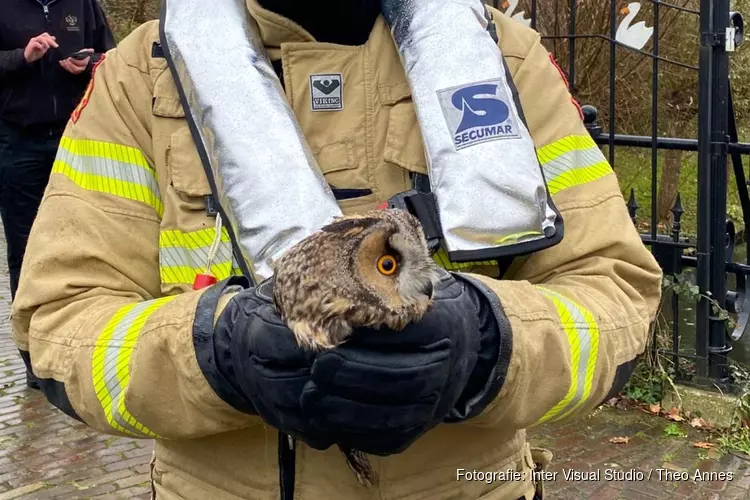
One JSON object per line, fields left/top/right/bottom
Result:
{"left": 272, "top": 207, "right": 440, "bottom": 351}
{"left": 271, "top": 208, "right": 442, "bottom": 487}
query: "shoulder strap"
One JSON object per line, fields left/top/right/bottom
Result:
{"left": 409, "top": 173, "right": 514, "bottom": 278}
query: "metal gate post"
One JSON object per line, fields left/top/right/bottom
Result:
{"left": 697, "top": 0, "right": 732, "bottom": 382}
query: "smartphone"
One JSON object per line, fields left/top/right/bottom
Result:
{"left": 65, "top": 49, "right": 92, "bottom": 60}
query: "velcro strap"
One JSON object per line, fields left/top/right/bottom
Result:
{"left": 405, "top": 192, "right": 443, "bottom": 242}
{"left": 205, "top": 194, "right": 219, "bottom": 216}
{"left": 385, "top": 189, "right": 442, "bottom": 254}
{"left": 152, "top": 42, "right": 165, "bottom": 58}
{"left": 410, "top": 172, "right": 432, "bottom": 193}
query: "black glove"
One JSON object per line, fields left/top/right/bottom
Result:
{"left": 299, "top": 270, "right": 512, "bottom": 456}
{"left": 199, "top": 277, "right": 333, "bottom": 450}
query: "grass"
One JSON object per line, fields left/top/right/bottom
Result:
{"left": 664, "top": 422, "right": 688, "bottom": 438}
{"left": 718, "top": 427, "right": 750, "bottom": 455}
{"left": 623, "top": 374, "right": 663, "bottom": 406}
{"left": 607, "top": 146, "right": 746, "bottom": 238}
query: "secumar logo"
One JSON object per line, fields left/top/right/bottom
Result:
{"left": 437, "top": 78, "right": 520, "bottom": 150}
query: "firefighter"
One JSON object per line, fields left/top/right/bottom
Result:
{"left": 12, "top": 0, "right": 662, "bottom": 498}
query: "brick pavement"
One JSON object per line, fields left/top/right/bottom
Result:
{"left": 0, "top": 226, "right": 749, "bottom": 498}
{"left": 530, "top": 405, "right": 750, "bottom": 499}
{"left": 0, "top": 234, "right": 153, "bottom": 500}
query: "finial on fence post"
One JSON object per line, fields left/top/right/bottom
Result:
{"left": 627, "top": 188, "right": 639, "bottom": 225}
{"left": 671, "top": 193, "right": 684, "bottom": 241}
{"left": 581, "top": 104, "right": 602, "bottom": 138}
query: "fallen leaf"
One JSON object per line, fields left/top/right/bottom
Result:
{"left": 609, "top": 436, "right": 630, "bottom": 444}
{"left": 606, "top": 397, "right": 619, "bottom": 407}
{"left": 693, "top": 442, "right": 714, "bottom": 449}
{"left": 690, "top": 417, "right": 712, "bottom": 430}
{"left": 649, "top": 403, "right": 661, "bottom": 414}
{"left": 665, "top": 407, "right": 684, "bottom": 421}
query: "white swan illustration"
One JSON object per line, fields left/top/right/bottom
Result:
{"left": 501, "top": 0, "right": 532, "bottom": 28}
{"left": 615, "top": 2, "right": 654, "bottom": 50}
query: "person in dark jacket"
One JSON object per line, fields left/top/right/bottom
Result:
{"left": 0, "top": 0, "right": 115, "bottom": 389}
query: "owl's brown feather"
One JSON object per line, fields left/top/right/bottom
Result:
{"left": 271, "top": 208, "right": 441, "bottom": 487}
{"left": 272, "top": 208, "right": 439, "bottom": 351}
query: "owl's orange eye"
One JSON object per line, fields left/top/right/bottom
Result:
{"left": 377, "top": 255, "right": 398, "bottom": 275}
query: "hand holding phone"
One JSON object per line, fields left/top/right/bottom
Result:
{"left": 66, "top": 49, "right": 93, "bottom": 60}
{"left": 60, "top": 48, "right": 94, "bottom": 75}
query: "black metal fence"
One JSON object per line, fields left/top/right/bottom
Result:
{"left": 486, "top": 0, "right": 750, "bottom": 389}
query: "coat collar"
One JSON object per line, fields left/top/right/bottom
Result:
{"left": 246, "top": 0, "right": 318, "bottom": 47}
{"left": 245, "top": 0, "right": 404, "bottom": 93}
{"left": 246, "top": 0, "right": 392, "bottom": 51}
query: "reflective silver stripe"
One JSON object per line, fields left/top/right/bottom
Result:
{"left": 535, "top": 286, "right": 600, "bottom": 425}
{"left": 103, "top": 303, "right": 153, "bottom": 436}
{"left": 159, "top": 242, "right": 234, "bottom": 273}
{"left": 541, "top": 146, "right": 606, "bottom": 181}
{"left": 92, "top": 298, "right": 176, "bottom": 439}
{"left": 56, "top": 146, "right": 158, "bottom": 191}
{"left": 159, "top": 227, "right": 241, "bottom": 285}
{"left": 55, "top": 140, "right": 163, "bottom": 215}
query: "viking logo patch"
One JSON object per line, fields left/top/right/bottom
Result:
{"left": 437, "top": 78, "right": 520, "bottom": 150}
{"left": 310, "top": 74, "right": 343, "bottom": 111}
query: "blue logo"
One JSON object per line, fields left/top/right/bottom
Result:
{"left": 437, "top": 79, "right": 520, "bottom": 150}
{"left": 452, "top": 84, "right": 509, "bottom": 133}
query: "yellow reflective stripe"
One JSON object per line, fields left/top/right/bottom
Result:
{"left": 53, "top": 137, "right": 164, "bottom": 217}
{"left": 92, "top": 296, "right": 176, "bottom": 438}
{"left": 536, "top": 134, "right": 612, "bottom": 195}
{"left": 495, "top": 230, "right": 544, "bottom": 245}
{"left": 535, "top": 286, "right": 600, "bottom": 425}
{"left": 431, "top": 248, "right": 497, "bottom": 271}
{"left": 159, "top": 227, "right": 243, "bottom": 285}
{"left": 536, "top": 134, "right": 598, "bottom": 164}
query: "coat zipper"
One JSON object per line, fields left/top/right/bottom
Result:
{"left": 34, "top": 0, "right": 61, "bottom": 24}
{"left": 278, "top": 432, "right": 296, "bottom": 500}
{"left": 33, "top": 0, "right": 63, "bottom": 123}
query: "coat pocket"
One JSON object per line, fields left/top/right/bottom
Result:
{"left": 166, "top": 126, "right": 212, "bottom": 198}
{"left": 151, "top": 460, "right": 250, "bottom": 500}
{"left": 314, "top": 139, "right": 377, "bottom": 211}
{"left": 381, "top": 82, "right": 429, "bottom": 178}
{"left": 314, "top": 139, "right": 371, "bottom": 193}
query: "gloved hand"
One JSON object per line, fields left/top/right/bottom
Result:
{"left": 211, "top": 279, "right": 334, "bottom": 450}
{"left": 299, "top": 269, "right": 511, "bottom": 456}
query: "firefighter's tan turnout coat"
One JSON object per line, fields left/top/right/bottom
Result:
{"left": 13, "top": 2, "right": 662, "bottom": 498}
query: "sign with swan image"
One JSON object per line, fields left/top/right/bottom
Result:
{"left": 616, "top": 2, "right": 655, "bottom": 50}
{"left": 498, "top": 1, "right": 654, "bottom": 53}
{"left": 500, "top": 0, "right": 531, "bottom": 28}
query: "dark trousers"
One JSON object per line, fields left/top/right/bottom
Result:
{"left": 0, "top": 119, "right": 62, "bottom": 383}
